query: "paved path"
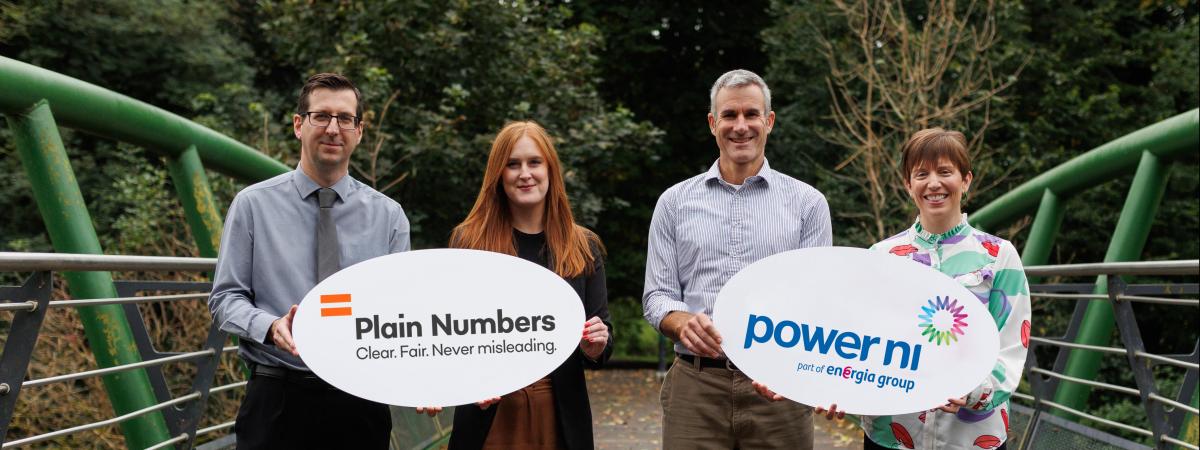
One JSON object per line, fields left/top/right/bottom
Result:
{"left": 587, "top": 369, "right": 862, "bottom": 449}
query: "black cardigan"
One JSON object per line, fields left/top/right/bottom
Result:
{"left": 448, "top": 231, "right": 613, "bottom": 449}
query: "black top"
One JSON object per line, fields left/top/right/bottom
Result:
{"left": 449, "top": 229, "right": 612, "bottom": 450}
{"left": 514, "top": 229, "right": 550, "bottom": 267}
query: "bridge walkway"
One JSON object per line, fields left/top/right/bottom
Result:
{"left": 586, "top": 369, "right": 861, "bottom": 449}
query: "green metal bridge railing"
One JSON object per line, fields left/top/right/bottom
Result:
{"left": 1, "top": 55, "right": 290, "bottom": 448}
{"left": 970, "top": 108, "right": 1200, "bottom": 448}
{"left": 1013, "top": 260, "right": 1197, "bottom": 450}
{"left": 0, "top": 253, "right": 453, "bottom": 450}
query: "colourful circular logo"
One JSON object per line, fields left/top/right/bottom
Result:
{"left": 918, "top": 296, "right": 968, "bottom": 346}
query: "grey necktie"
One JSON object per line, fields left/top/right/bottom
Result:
{"left": 316, "top": 188, "right": 340, "bottom": 282}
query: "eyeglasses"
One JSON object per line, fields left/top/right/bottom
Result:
{"left": 302, "top": 112, "right": 361, "bottom": 130}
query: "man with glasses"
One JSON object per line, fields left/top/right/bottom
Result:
{"left": 209, "top": 73, "right": 410, "bottom": 449}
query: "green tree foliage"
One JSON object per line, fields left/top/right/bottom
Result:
{"left": 244, "top": 1, "right": 667, "bottom": 301}
{"left": 993, "top": 1, "right": 1199, "bottom": 263}
{"left": 0, "top": 0, "right": 262, "bottom": 260}
{"left": 568, "top": 1, "right": 772, "bottom": 174}
{"left": 765, "top": 0, "right": 1197, "bottom": 256}
{"left": 1, "top": 1, "right": 666, "bottom": 297}
{"left": 767, "top": 1, "right": 1026, "bottom": 245}
{"left": 0, "top": 0, "right": 254, "bottom": 111}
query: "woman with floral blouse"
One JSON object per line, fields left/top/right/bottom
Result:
{"left": 855, "top": 128, "right": 1032, "bottom": 450}
{"left": 756, "top": 128, "right": 1032, "bottom": 449}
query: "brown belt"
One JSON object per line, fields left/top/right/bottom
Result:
{"left": 677, "top": 353, "right": 739, "bottom": 371}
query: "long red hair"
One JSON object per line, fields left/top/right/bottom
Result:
{"left": 450, "top": 121, "right": 601, "bottom": 278}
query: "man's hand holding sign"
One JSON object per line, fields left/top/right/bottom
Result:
{"left": 660, "top": 311, "right": 724, "bottom": 358}
{"left": 268, "top": 305, "right": 300, "bottom": 357}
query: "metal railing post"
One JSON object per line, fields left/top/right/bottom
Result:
{"left": 165, "top": 145, "right": 223, "bottom": 259}
{"left": 6, "top": 102, "right": 174, "bottom": 449}
{"left": 174, "top": 323, "right": 232, "bottom": 449}
{"left": 1107, "top": 277, "right": 1172, "bottom": 449}
{"left": 0, "top": 272, "right": 52, "bottom": 443}
{"left": 163, "top": 145, "right": 250, "bottom": 383}
{"left": 1052, "top": 150, "right": 1172, "bottom": 417}
{"left": 1018, "top": 339, "right": 1048, "bottom": 450}
{"left": 1178, "top": 355, "right": 1198, "bottom": 448}
{"left": 1021, "top": 189, "right": 1064, "bottom": 273}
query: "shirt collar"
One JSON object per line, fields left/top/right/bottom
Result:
{"left": 913, "top": 213, "right": 972, "bottom": 243}
{"left": 291, "top": 169, "right": 354, "bottom": 203}
{"left": 703, "top": 158, "right": 775, "bottom": 187}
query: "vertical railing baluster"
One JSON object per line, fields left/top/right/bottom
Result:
{"left": 1170, "top": 344, "right": 1198, "bottom": 449}
{"left": 165, "top": 144, "right": 247, "bottom": 448}
{"left": 1108, "top": 276, "right": 1171, "bottom": 449}
{"left": 1021, "top": 189, "right": 1064, "bottom": 273}
{"left": 0, "top": 272, "right": 53, "bottom": 444}
{"left": 165, "top": 145, "right": 223, "bottom": 260}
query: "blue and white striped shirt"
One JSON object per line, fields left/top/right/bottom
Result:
{"left": 642, "top": 159, "right": 832, "bottom": 355}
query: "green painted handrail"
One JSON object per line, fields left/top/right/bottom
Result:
{"left": 970, "top": 109, "right": 1199, "bottom": 231}
{"left": 0, "top": 56, "right": 288, "bottom": 181}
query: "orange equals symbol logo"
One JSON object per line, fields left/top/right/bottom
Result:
{"left": 320, "top": 294, "right": 352, "bottom": 317}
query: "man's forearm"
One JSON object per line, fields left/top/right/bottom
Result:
{"left": 209, "top": 293, "right": 276, "bottom": 344}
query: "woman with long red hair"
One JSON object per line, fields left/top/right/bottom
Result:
{"left": 448, "top": 120, "right": 612, "bottom": 450}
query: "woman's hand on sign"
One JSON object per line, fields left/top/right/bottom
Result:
{"left": 752, "top": 381, "right": 785, "bottom": 402}
{"left": 937, "top": 396, "right": 967, "bottom": 414}
{"left": 815, "top": 404, "right": 846, "bottom": 421}
{"left": 476, "top": 397, "right": 502, "bottom": 410}
{"left": 679, "top": 312, "right": 724, "bottom": 358}
{"left": 580, "top": 317, "right": 609, "bottom": 360}
{"left": 415, "top": 406, "right": 442, "bottom": 417}
{"left": 270, "top": 305, "right": 300, "bottom": 356}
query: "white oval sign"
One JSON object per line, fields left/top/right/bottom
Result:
{"left": 714, "top": 247, "right": 999, "bottom": 416}
{"left": 292, "top": 249, "right": 585, "bottom": 407}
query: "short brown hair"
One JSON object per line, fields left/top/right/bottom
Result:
{"left": 900, "top": 128, "right": 972, "bottom": 180}
{"left": 296, "top": 73, "right": 363, "bottom": 118}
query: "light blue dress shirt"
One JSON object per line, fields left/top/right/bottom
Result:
{"left": 642, "top": 159, "right": 833, "bottom": 355}
{"left": 208, "top": 169, "right": 410, "bottom": 370}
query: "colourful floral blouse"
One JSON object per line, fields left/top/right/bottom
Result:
{"left": 859, "top": 214, "right": 1031, "bottom": 450}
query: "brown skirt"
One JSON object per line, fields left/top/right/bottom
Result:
{"left": 482, "top": 378, "right": 560, "bottom": 450}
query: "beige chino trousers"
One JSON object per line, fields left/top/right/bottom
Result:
{"left": 661, "top": 356, "right": 814, "bottom": 449}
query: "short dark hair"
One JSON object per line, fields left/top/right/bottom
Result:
{"left": 296, "top": 73, "right": 363, "bottom": 118}
{"left": 900, "top": 128, "right": 972, "bottom": 180}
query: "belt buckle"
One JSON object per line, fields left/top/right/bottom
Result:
{"left": 724, "top": 358, "right": 737, "bottom": 371}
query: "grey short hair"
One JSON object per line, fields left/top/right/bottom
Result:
{"left": 709, "top": 69, "right": 771, "bottom": 114}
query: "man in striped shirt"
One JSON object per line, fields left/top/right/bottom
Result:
{"left": 643, "top": 69, "right": 832, "bottom": 449}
